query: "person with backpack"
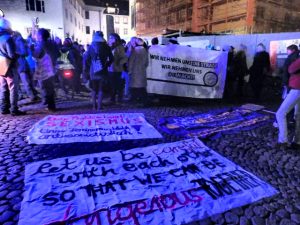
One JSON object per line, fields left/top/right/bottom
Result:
{"left": 30, "top": 28, "right": 56, "bottom": 111}
{"left": 0, "top": 18, "right": 26, "bottom": 116}
{"left": 83, "top": 31, "right": 113, "bottom": 111}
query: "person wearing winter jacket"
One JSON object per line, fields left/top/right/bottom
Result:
{"left": 275, "top": 57, "right": 300, "bottom": 150}
{"left": 281, "top": 45, "right": 299, "bottom": 98}
{"left": 249, "top": 43, "right": 271, "bottom": 102}
{"left": 128, "top": 38, "right": 149, "bottom": 106}
{"left": 30, "top": 28, "right": 56, "bottom": 111}
{"left": 0, "top": 18, "right": 25, "bottom": 116}
{"left": 108, "top": 33, "right": 127, "bottom": 103}
{"left": 83, "top": 31, "right": 113, "bottom": 110}
{"left": 13, "top": 31, "right": 38, "bottom": 101}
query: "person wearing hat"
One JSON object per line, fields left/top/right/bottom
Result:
{"left": 0, "top": 18, "right": 26, "bottom": 116}
{"left": 83, "top": 31, "right": 113, "bottom": 110}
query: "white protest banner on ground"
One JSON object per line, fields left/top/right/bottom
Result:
{"left": 27, "top": 113, "right": 162, "bottom": 144}
{"left": 19, "top": 139, "right": 277, "bottom": 225}
{"left": 147, "top": 45, "right": 228, "bottom": 98}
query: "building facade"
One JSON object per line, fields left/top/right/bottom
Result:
{"left": 0, "top": 0, "right": 132, "bottom": 45}
{"left": 135, "top": 0, "right": 300, "bottom": 36}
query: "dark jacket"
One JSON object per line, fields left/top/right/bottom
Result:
{"left": 83, "top": 41, "right": 113, "bottom": 80}
{"left": 0, "top": 30, "right": 16, "bottom": 75}
{"left": 288, "top": 58, "right": 300, "bottom": 90}
{"left": 13, "top": 33, "right": 30, "bottom": 73}
{"left": 60, "top": 46, "right": 82, "bottom": 73}
{"left": 250, "top": 51, "right": 270, "bottom": 82}
{"left": 282, "top": 51, "right": 299, "bottom": 86}
{"left": 233, "top": 50, "right": 248, "bottom": 79}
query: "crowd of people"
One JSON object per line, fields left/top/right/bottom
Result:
{"left": 0, "top": 18, "right": 151, "bottom": 116}
{"left": 0, "top": 17, "right": 299, "bottom": 149}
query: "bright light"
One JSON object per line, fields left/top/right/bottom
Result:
{"left": 0, "top": 8, "right": 4, "bottom": 17}
{"left": 63, "top": 70, "right": 74, "bottom": 79}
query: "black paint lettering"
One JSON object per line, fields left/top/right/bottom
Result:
{"left": 43, "top": 192, "right": 59, "bottom": 206}
{"left": 123, "top": 163, "right": 137, "bottom": 172}
{"left": 152, "top": 173, "right": 165, "bottom": 183}
{"left": 60, "top": 190, "right": 76, "bottom": 202}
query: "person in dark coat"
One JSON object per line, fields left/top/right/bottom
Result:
{"left": 83, "top": 31, "right": 113, "bottom": 110}
{"left": 233, "top": 44, "right": 248, "bottom": 98}
{"left": 223, "top": 45, "right": 235, "bottom": 99}
{"left": 0, "top": 18, "right": 25, "bottom": 116}
{"left": 108, "top": 33, "right": 127, "bottom": 104}
{"left": 56, "top": 38, "right": 82, "bottom": 96}
{"left": 249, "top": 43, "right": 271, "bottom": 101}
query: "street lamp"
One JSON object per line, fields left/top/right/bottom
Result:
{"left": 0, "top": 8, "right": 5, "bottom": 17}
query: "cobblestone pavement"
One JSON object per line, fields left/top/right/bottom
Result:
{"left": 0, "top": 92, "right": 299, "bottom": 225}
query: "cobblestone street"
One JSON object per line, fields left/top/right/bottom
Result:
{"left": 0, "top": 93, "right": 300, "bottom": 225}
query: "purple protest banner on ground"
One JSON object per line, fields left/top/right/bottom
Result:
{"left": 158, "top": 108, "right": 270, "bottom": 138}
{"left": 27, "top": 113, "right": 162, "bottom": 144}
{"left": 19, "top": 138, "right": 277, "bottom": 225}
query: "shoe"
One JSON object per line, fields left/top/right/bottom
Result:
{"left": 30, "top": 96, "right": 41, "bottom": 102}
{"left": 1, "top": 110, "right": 10, "bottom": 115}
{"left": 290, "top": 142, "right": 300, "bottom": 150}
{"left": 47, "top": 107, "right": 56, "bottom": 112}
{"left": 11, "top": 110, "right": 26, "bottom": 116}
{"left": 271, "top": 142, "right": 289, "bottom": 150}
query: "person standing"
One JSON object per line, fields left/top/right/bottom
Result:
{"left": 0, "top": 18, "right": 25, "bottom": 116}
{"left": 233, "top": 44, "right": 248, "bottom": 98}
{"left": 275, "top": 57, "right": 300, "bottom": 150}
{"left": 13, "top": 31, "right": 38, "bottom": 102}
{"left": 249, "top": 43, "right": 271, "bottom": 102}
{"left": 128, "top": 38, "right": 149, "bottom": 106}
{"left": 83, "top": 31, "right": 113, "bottom": 111}
{"left": 282, "top": 45, "right": 299, "bottom": 99}
{"left": 30, "top": 28, "right": 56, "bottom": 111}
{"left": 108, "top": 33, "right": 127, "bottom": 104}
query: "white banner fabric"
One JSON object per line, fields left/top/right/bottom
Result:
{"left": 27, "top": 113, "right": 162, "bottom": 144}
{"left": 19, "top": 139, "right": 277, "bottom": 225}
{"left": 147, "top": 45, "right": 228, "bottom": 99}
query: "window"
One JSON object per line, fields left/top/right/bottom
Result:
{"left": 70, "top": 13, "right": 73, "bottom": 23}
{"left": 123, "top": 17, "right": 128, "bottom": 24}
{"left": 85, "top": 11, "right": 90, "bottom": 19}
{"left": 115, "top": 27, "right": 120, "bottom": 34}
{"left": 256, "top": 6, "right": 265, "bottom": 19}
{"left": 124, "top": 28, "right": 128, "bottom": 35}
{"left": 25, "top": 0, "right": 45, "bottom": 13}
{"left": 75, "top": 17, "right": 77, "bottom": 26}
{"left": 115, "top": 16, "right": 120, "bottom": 24}
{"left": 86, "top": 26, "right": 90, "bottom": 34}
